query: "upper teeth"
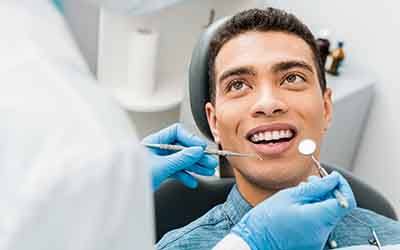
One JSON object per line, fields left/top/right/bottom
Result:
{"left": 250, "top": 130, "right": 293, "bottom": 142}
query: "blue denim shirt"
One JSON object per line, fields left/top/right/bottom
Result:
{"left": 156, "top": 185, "right": 400, "bottom": 250}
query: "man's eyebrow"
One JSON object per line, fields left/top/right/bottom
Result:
{"left": 218, "top": 66, "right": 257, "bottom": 84}
{"left": 271, "top": 60, "right": 314, "bottom": 74}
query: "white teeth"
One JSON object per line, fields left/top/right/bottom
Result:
{"left": 264, "top": 131, "right": 272, "bottom": 141}
{"left": 272, "top": 131, "right": 280, "bottom": 140}
{"left": 250, "top": 129, "right": 294, "bottom": 143}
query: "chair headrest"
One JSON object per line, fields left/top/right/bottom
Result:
{"left": 188, "top": 16, "right": 230, "bottom": 140}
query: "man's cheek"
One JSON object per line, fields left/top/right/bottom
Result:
{"left": 216, "top": 105, "right": 233, "bottom": 130}
{"left": 216, "top": 110, "right": 238, "bottom": 145}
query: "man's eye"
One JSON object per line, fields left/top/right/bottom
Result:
{"left": 226, "top": 80, "right": 249, "bottom": 92}
{"left": 282, "top": 74, "right": 305, "bottom": 85}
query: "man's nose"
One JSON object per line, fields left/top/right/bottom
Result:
{"left": 250, "top": 85, "right": 288, "bottom": 118}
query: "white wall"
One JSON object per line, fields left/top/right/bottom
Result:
{"left": 264, "top": 0, "right": 400, "bottom": 214}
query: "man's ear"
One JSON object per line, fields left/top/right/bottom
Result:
{"left": 205, "top": 102, "right": 220, "bottom": 143}
{"left": 322, "top": 88, "right": 333, "bottom": 132}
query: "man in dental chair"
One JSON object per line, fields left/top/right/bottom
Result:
{"left": 156, "top": 7, "right": 400, "bottom": 250}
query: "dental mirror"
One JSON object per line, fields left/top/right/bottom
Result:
{"left": 298, "top": 138, "right": 316, "bottom": 156}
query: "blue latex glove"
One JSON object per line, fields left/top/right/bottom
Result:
{"left": 231, "top": 171, "right": 356, "bottom": 250}
{"left": 142, "top": 123, "right": 218, "bottom": 191}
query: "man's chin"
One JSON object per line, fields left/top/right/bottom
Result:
{"left": 247, "top": 175, "right": 299, "bottom": 190}
{"left": 234, "top": 167, "right": 306, "bottom": 191}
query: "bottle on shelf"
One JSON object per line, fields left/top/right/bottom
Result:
{"left": 316, "top": 29, "right": 331, "bottom": 67}
{"left": 326, "top": 41, "right": 345, "bottom": 76}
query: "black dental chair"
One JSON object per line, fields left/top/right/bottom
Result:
{"left": 154, "top": 16, "right": 398, "bottom": 242}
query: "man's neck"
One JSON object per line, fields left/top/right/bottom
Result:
{"left": 234, "top": 167, "right": 320, "bottom": 206}
{"left": 236, "top": 178, "right": 276, "bottom": 206}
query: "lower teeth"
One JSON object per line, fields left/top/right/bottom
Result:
{"left": 251, "top": 137, "right": 293, "bottom": 144}
{"left": 261, "top": 139, "right": 287, "bottom": 144}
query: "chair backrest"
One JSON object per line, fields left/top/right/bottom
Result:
{"left": 154, "top": 163, "right": 397, "bottom": 242}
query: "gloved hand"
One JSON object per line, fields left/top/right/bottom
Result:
{"left": 142, "top": 123, "right": 218, "bottom": 191}
{"left": 231, "top": 171, "right": 356, "bottom": 250}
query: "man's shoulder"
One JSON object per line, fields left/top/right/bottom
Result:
{"left": 345, "top": 207, "right": 400, "bottom": 233}
{"left": 333, "top": 207, "right": 400, "bottom": 247}
{"left": 156, "top": 204, "right": 231, "bottom": 250}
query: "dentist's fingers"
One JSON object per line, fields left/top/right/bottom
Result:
{"left": 142, "top": 123, "right": 207, "bottom": 155}
{"left": 172, "top": 171, "right": 198, "bottom": 189}
{"left": 305, "top": 197, "right": 354, "bottom": 226}
{"left": 142, "top": 123, "right": 205, "bottom": 147}
{"left": 142, "top": 124, "right": 181, "bottom": 155}
{"left": 307, "top": 175, "right": 320, "bottom": 182}
{"left": 196, "top": 154, "right": 218, "bottom": 169}
{"left": 334, "top": 171, "right": 357, "bottom": 208}
{"left": 163, "top": 146, "right": 204, "bottom": 174}
{"left": 292, "top": 172, "right": 341, "bottom": 202}
{"left": 187, "top": 164, "right": 216, "bottom": 176}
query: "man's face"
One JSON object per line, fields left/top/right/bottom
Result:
{"left": 205, "top": 31, "right": 333, "bottom": 191}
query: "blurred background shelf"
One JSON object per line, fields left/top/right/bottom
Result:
{"left": 109, "top": 76, "right": 185, "bottom": 113}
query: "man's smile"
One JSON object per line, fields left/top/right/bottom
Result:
{"left": 244, "top": 122, "right": 298, "bottom": 157}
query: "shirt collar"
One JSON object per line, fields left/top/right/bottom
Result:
{"left": 222, "top": 185, "right": 252, "bottom": 226}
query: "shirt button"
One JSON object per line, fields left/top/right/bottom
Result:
{"left": 329, "top": 240, "right": 338, "bottom": 249}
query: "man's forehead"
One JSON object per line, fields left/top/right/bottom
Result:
{"left": 214, "top": 31, "right": 316, "bottom": 79}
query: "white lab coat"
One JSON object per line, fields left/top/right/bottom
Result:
{"left": 0, "top": 2, "right": 155, "bottom": 247}
{"left": 0, "top": 56, "right": 155, "bottom": 250}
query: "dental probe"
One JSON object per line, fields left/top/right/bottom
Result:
{"left": 143, "top": 143, "right": 263, "bottom": 160}
{"left": 298, "top": 139, "right": 349, "bottom": 208}
{"left": 370, "top": 229, "right": 382, "bottom": 249}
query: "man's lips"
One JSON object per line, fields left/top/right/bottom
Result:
{"left": 248, "top": 138, "right": 297, "bottom": 156}
{"left": 245, "top": 123, "right": 298, "bottom": 157}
